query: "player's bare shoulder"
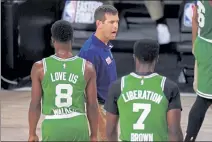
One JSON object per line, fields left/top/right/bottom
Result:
{"left": 31, "top": 60, "right": 45, "bottom": 80}
{"left": 84, "top": 60, "right": 96, "bottom": 82}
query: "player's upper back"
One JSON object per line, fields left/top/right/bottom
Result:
{"left": 197, "top": 0, "right": 212, "bottom": 42}
{"left": 41, "top": 55, "right": 87, "bottom": 115}
{"left": 118, "top": 72, "right": 168, "bottom": 114}
{"left": 116, "top": 72, "right": 181, "bottom": 141}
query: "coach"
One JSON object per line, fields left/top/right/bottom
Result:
{"left": 78, "top": 5, "right": 119, "bottom": 141}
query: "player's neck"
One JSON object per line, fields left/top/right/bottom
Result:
{"left": 55, "top": 49, "right": 73, "bottom": 59}
{"left": 135, "top": 64, "right": 155, "bottom": 74}
{"left": 95, "top": 31, "right": 109, "bottom": 45}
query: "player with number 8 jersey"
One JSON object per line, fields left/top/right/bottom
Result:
{"left": 42, "top": 55, "right": 86, "bottom": 116}
{"left": 105, "top": 39, "right": 183, "bottom": 141}
{"left": 41, "top": 55, "right": 90, "bottom": 141}
{"left": 28, "top": 20, "right": 98, "bottom": 142}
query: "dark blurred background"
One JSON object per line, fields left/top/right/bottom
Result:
{"left": 1, "top": 0, "right": 195, "bottom": 93}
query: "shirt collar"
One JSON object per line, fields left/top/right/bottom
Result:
{"left": 91, "top": 33, "right": 113, "bottom": 50}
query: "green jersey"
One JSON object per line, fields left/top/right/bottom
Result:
{"left": 197, "top": 0, "right": 212, "bottom": 42}
{"left": 41, "top": 55, "right": 86, "bottom": 116}
{"left": 105, "top": 72, "right": 182, "bottom": 141}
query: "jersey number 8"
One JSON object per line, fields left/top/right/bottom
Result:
{"left": 55, "top": 84, "right": 73, "bottom": 108}
{"left": 133, "top": 103, "right": 151, "bottom": 130}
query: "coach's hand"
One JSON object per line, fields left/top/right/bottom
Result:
{"left": 90, "top": 135, "right": 97, "bottom": 142}
{"left": 28, "top": 135, "right": 39, "bottom": 142}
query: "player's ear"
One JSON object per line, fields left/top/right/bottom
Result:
{"left": 156, "top": 55, "right": 159, "bottom": 63}
{"left": 133, "top": 54, "right": 135, "bottom": 61}
{"left": 51, "top": 37, "right": 55, "bottom": 43}
{"left": 51, "top": 37, "right": 55, "bottom": 47}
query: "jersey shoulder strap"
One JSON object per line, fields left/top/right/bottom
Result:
{"left": 120, "top": 74, "right": 134, "bottom": 91}
{"left": 160, "top": 75, "right": 166, "bottom": 92}
{"left": 42, "top": 57, "right": 47, "bottom": 75}
{"left": 121, "top": 76, "right": 126, "bottom": 92}
{"left": 81, "top": 57, "right": 86, "bottom": 76}
{"left": 41, "top": 56, "right": 56, "bottom": 75}
{"left": 152, "top": 73, "right": 167, "bottom": 91}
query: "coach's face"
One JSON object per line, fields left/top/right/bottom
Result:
{"left": 102, "top": 13, "right": 119, "bottom": 40}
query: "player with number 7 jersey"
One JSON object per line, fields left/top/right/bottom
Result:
{"left": 105, "top": 39, "right": 183, "bottom": 141}
{"left": 28, "top": 20, "right": 98, "bottom": 142}
{"left": 105, "top": 73, "right": 182, "bottom": 141}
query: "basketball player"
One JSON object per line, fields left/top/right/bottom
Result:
{"left": 105, "top": 39, "right": 183, "bottom": 141}
{"left": 184, "top": 1, "right": 212, "bottom": 141}
{"left": 28, "top": 20, "right": 98, "bottom": 141}
{"left": 78, "top": 5, "right": 119, "bottom": 141}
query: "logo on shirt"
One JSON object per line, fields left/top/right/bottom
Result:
{"left": 109, "top": 44, "right": 113, "bottom": 49}
{"left": 63, "top": 63, "right": 66, "bottom": 69}
{"left": 105, "top": 56, "right": 112, "bottom": 65}
{"left": 141, "top": 79, "right": 144, "bottom": 85}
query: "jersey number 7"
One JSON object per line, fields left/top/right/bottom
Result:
{"left": 133, "top": 103, "right": 151, "bottom": 130}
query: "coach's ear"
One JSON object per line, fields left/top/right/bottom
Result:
{"left": 96, "top": 20, "right": 103, "bottom": 29}
{"left": 96, "top": 20, "right": 99, "bottom": 28}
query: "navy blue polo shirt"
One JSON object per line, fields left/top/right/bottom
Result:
{"left": 78, "top": 33, "right": 117, "bottom": 104}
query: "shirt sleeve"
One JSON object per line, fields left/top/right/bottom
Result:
{"left": 163, "top": 78, "right": 182, "bottom": 111}
{"left": 104, "top": 79, "right": 121, "bottom": 115}
{"left": 78, "top": 49, "right": 99, "bottom": 75}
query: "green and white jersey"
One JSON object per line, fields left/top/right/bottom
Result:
{"left": 41, "top": 55, "right": 86, "bottom": 118}
{"left": 197, "top": 0, "right": 212, "bottom": 43}
{"left": 105, "top": 72, "right": 182, "bottom": 141}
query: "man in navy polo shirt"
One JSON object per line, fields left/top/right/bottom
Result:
{"left": 78, "top": 5, "right": 119, "bottom": 141}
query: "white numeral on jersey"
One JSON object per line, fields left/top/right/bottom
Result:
{"left": 133, "top": 103, "right": 151, "bottom": 130}
{"left": 197, "top": 1, "right": 205, "bottom": 28}
{"left": 55, "top": 84, "right": 73, "bottom": 108}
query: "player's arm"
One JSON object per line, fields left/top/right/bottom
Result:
{"left": 28, "top": 61, "right": 43, "bottom": 138}
{"left": 165, "top": 79, "right": 183, "bottom": 141}
{"left": 192, "top": 3, "right": 198, "bottom": 49}
{"left": 167, "top": 110, "right": 183, "bottom": 141}
{"left": 104, "top": 79, "right": 121, "bottom": 141}
{"left": 84, "top": 61, "right": 99, "bottom": 141}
